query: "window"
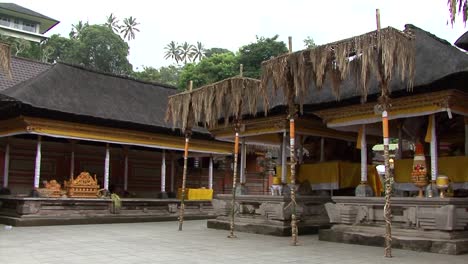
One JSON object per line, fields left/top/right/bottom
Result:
{"left": 22, "top": 22, "right": 36, "bottom": 33}
{"left": 0, "top": 17, "right": 10, "bottom": 27}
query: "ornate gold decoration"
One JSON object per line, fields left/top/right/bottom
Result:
{"left": 65, "top": 172, "right": 100, "bottom": 198}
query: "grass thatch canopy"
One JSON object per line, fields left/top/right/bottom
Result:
{"left": 261, "top": 26, "right": 415, "bottom": 110}
{"left": 166, "top": 77, "right": 264, "bottom": 132}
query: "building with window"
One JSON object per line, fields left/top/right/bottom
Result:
{"left": 0, "top": 3, "right": 59, "bottom": 42}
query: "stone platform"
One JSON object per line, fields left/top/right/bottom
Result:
{"left": 0, "top": 196, "right": 214, "bottom": 226}
{"left": 321, "top": 196, "right": 468, "bottom": 255}
{"left": 207, "top": 194, "right": 331, "bottom": 236}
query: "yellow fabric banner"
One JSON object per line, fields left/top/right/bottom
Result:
{"left": 394, "top": 156, "right": 468, "bottom": 183}
{"left": 356, "top": 126, "right": 363, "bottom": 149}
{"left": 424, "top": 115, "right": 433, "bottom": 143}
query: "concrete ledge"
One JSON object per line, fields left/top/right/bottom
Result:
{"left": 0, "top": 215, "right": 216, "bottom": 227}
{"left": 319, "top": 226, "right": 468, "bottom": 255}
{"left": 207, "top": 219, "right": 328, "bottom": 236}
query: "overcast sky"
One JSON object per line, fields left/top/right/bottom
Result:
{"left": 11, "top": 0, "right": 468, "bottom": 71}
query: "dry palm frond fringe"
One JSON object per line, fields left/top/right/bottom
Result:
{"left": 261, "top": 26, "right": 415, "bottom": 109}
{"left": 0, "top": 42, "right": 12, "bottom": 79}
{"left": 165, "top": 77, "right": 265, "bottom": 132}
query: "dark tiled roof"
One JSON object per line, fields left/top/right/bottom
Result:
{"left": 0, "top": 56, "right": 52, "bottom": 91}
{"left": 0, "top": 3, "right": 57, "bottom": 21}
{"left": 1, "top": 62, "right": 180, "bottom": 130}
{"left": 455, "top": 31, "right": 468, "bottom": 51}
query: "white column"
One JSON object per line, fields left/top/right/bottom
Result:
{"left": 170, "top": 153, "right": 175, "bottom": 192}
{"left": 430, "top": 115, "right": 438, "bottom": 181}
{"left": 208, "top": 155, "right": 213, "bottom": 189}
{"left": 70, "top": 142, "right": 75, "bottom": 179}
{"left": 3, "top": 143, "right": 9, "bottom": 188}
{"left": 281, "top": 131, "right": 287, "bottom": 184}
{"left": 397, "top": 124, "right": 403, "bottom": 159}
{"left": 320, "top": 137, "right": 325, "bottom": 162}
{"left": 240, "top": 138, "right": 246, "bottom": 184}
{"left": 361, "top": 125, "right": 368, "bottom": 183}
{"left": 104, "top": 143, "right": 110, "bottom": 190}
{"left": 33, "top": 136, "right": 42, "bottom": 189}
{"left": 161, "top": 150, "right": 166, "bottom": 193}
{"left": 298, "top": 135, "right": 304, "bottom": 164}
{"left": 124, "top": 148, "right": 129, "bottom": 191}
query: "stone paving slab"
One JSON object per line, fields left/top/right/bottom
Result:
{"left": 1, "top": 221, "right": 467, "bottom": 264}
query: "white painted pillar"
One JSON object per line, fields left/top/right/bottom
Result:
{"left": 3, "top": 143, "right": 9, "bottom": 188}
{"left": 240, "top": 137, "right": 246, "bottom": 184}
{"left": 320, "top": 137, "right": 325, "bottom": 162}
{"left": 33, "top": 136, "right": 42, "bottom": 189}
{"left": 208, "top": 155, "right": 213, "bottom": 189}
{"left": 397, "top": 125, "right": 403, "bottom": 159}
{"left": 360, "top": 125, "right": 368, "bottom": 183}
{"left": 124, "top": 149, "right": 129, "bottom": 191}
{"left": 170, "top": 153, "right": 175, "bottom": 192}
{"left": 281, "top": 131, "right": 287, "bottom": 184}
{"left": 104, "top": 143, "right": 110, "bottom": 190}
{"left": 298, "top": 135, "right": 304, "bottom": 164}
{"left": 161, "top": 150, "right": 166, "bottom": 193}
{"left": 430, "top": 115, "right": 438, "bottom": 181}
{"left": 70, "top": 142, "right": 75, "bottom": 179}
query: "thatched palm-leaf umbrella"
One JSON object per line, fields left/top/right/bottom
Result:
{"left": 261, "top": 25, "right": 415, "bottom": 254}
{"left": 166, "top": 75, "right": 265, "bottom": 236}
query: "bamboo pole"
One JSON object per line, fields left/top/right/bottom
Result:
{"left": 228, "top": 128, "right": 240, "bottom": 238}
{"left": 178, "top": 80, "right": 193, "bottom": 231}
{"left": 376, "top": 8, "right": 392, "bottom": 258}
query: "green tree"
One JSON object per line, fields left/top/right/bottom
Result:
{"left": 179, "top": 42, "right": 195, "bottom": 64}
{"left": 204, "top": 47, "right": 233, "bottom": 58}
{"left": 121, "top": 16, "right": 140, "bottom": 41}
{"left": 237, "top": 35, "right": 288, "bottom": 78}
{"left": 69, "top": 20, "right": 89, "bottom": 39}
{"left": 41, "top": 34, "right": 78, "bottom": 63}
{"left": 303, "top": 36, "right": 316, "bottom": 49}
{"left": 191, "top": 41, "right": 205, "bottom": 62}
{"left": 132, "top": 65, "right": 181, "bottom": 86}
{"left": 164, "top": 41, "right": 181, "bottom": 64}
{"left": 178, "top": 52, "right": 239, "bottom": 89}
{"left": 105, "top": 13, "right": 121, "bottom": 33}
{"left": 76, "top": 25, "right": 132, "bottom": 74}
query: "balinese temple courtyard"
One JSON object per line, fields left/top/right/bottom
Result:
{"left": 1, "top": 220, "right": 467, "bottom": 264}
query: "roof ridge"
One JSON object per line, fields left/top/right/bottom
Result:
{"left": 404, "top": 24, "right": 451, "bottom": 46}
{"left": 56, "top": 62, "right": 178, "bottom": 90}
{"left": 12, "top": 56, "right": 53, "bottom": 66}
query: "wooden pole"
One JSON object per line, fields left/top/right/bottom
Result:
{"left": 239, "top": 64, "right": 243, "bottom": 77}
{"left": 376, "top": 8, "right": 392, "bottom": 258}
{"left": 228, "top": 129, "right": 240, "bottom": 238}
{"left": 3, "top": 142, "right": 9, "bottom": 188}
{"left": 289, "top": 118, "right": 298, "bottom": 246}
{"left": 124, "top": 147, "right": 129, "bottom": 191}
{"left": 178, "top": 80, "right": 193, "bottom": 231}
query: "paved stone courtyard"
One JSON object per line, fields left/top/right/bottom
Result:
{"left": 1, "top": 220, "right": 467, "bottom": 264}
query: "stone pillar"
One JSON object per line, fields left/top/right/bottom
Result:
{"left": 123, "top": 148, "right": 129, "bottom": 191}
{"left": 33, "top": 136, "right": 42, "bottom": 189}
{"left": 430, "top": 115, "right": 438, "bottom": 182}
{"left": 281, "top": 131, "right": 287, "bottom": 184}
{"left": 3, "top": 143, "right": 9, "bottom": 188}
{"left": 161, "top": 149, "right": 166, "bottom": 193}
{"left": 208, "top": 155, "right": 213, "bottom": 189}
{"left": 104, "top": 143, "right": 110, "bottom": 190}
{"left": 356, "top": 125, "right": 373, "bottom": 196}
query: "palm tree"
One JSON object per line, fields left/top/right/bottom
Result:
{"left": 179, "top": 42, "right": 195, "bottom": 64}
{"left": 164, "top": 41, "right": 181, "bottom": 64}
{"left": 191, "top": 41, "right": 205, "bottom": 62}
{"left": 0, "top": 42, "right": 11, "bottom": 79}
{"left": 105, "top": 13, "right": 121, "bottom": 33}
{"left": 121, "top": 16, "right": 140, "bottom": 41}
{"left": 69, "top": 20, "right": 89, "bottom": 39}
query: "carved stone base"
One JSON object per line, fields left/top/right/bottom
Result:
{"left": 319, "top": 225, "right": 468, "bottom": 255}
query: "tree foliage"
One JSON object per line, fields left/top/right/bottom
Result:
{"left": 237, "top": 35, "right": 288, "bottom": 78}
{"left": 163, "top": 41, "right": 206, "bottom": 65}
{"left": 303, "top": 36, "right": 317, "bottom": 49}
{"left": 178, "top": 52, "right": 239, "bottom": 89}
{"left": 131, "top": 65, "right": 181, "bottom": 86}
{"left": 204, "top": 47, "right": 233, "bottom": 58}
{"left": 448, "top": 0, "right": 468, "bottom": 25}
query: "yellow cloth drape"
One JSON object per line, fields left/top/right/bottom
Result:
{"left": 394, "top": 156, "right": 468, "bottom": 183}
{"left": 177, "top": 188, "right": 213, "bottom": 200}
{"left": 424, "top": 115, "right": 433, "bottom": 143}
{"left": 356, "top": 126, "right": 363, "bottom": 149}
{"left": 277, "top": 162, "right": 382, "bottom": 195}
